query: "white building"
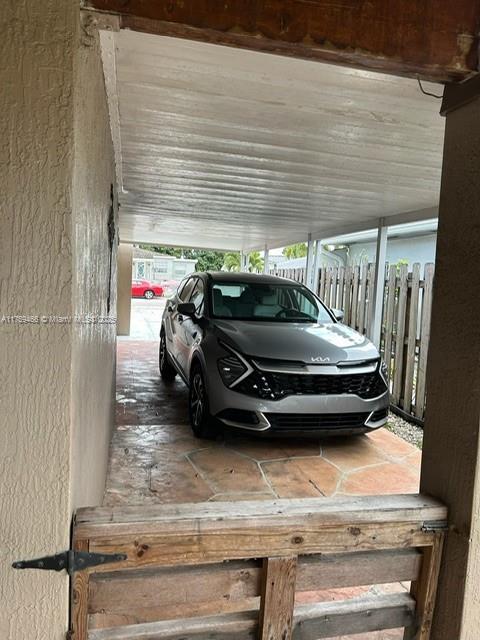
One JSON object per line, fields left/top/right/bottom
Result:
{"left": 132, "top": 247, "right": 197, "bottom": 282}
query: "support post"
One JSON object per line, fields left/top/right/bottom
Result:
{"left": 420, "top": 78, "right": 480, "bottom": 639}
{"left": 305, "top": 233, "right": 315, "bottom": 289}
{"left": 240, "top": 251, "right": 248, "bottom": 272}
{"left": 312, "top": 240, "right": 322, "bottom": 295}
{"left": 369, "top": 219, "right": 388, "bottom": 348}
{"left": 263, "top": 245, "right": 269, "bottom": 274}
{"left": 117, "top": 243, "right": 133, "bottom": 336}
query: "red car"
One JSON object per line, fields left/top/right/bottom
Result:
{"left": 131, "top": 279, "right": 164, "bottom": 299}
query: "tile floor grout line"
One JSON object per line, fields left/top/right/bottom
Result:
{"left": 184, "top": 451, "right": 223, "bottom": 495}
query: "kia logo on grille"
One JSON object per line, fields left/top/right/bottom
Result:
{"left": 311, "top": 356, "right": 330, "bottom": 363}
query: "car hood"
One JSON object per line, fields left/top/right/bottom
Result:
{"left": 213, "top": 320, "right": 378, "bottom": 364}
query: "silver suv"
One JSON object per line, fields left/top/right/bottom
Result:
{"left": 160, "top": 272, "right": 389, "bottom": 438}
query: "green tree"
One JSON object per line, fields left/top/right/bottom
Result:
{"left": 223, "top": 252, "right": 241, "bottom": 271}
{"left": 283, "top": 243, "right": 308, "bottom": 259}
{"left": 139, "top": 244, "right": 225, "bottom": 271}
{"left": 248, "top": 251, "right": 264, "bottom": 273}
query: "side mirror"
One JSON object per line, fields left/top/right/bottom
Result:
{"left": 177, "top": 302, "right": 196, "bottom": 317}
{"left": 331, "top": 308, "right": 344, "bottom": 322}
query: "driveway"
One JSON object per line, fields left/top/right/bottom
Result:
{"left": 110, "top": 320, "right": 420, "bottom": 507}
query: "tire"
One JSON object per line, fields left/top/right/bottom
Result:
{"left": 144, "top": 289, "right": 155, "bottom": 299}
{"left": 159, "top": 331, "right": 176, "bottom": 383}
{"left": 189, "top": 364, "right": 219, "bottom": 439}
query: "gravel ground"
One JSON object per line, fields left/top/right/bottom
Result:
{"left": 386, "top": 411, "right": 423, "bottom": 449}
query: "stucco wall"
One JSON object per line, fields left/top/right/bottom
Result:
{"left": 0, "top": 3, "right": 116, "bottom": 638}
{"left": 70, "top": 26, "right": 117, "bottom": 509}
{"left": 0, "top": 2, "right": 75, "bottom": 638}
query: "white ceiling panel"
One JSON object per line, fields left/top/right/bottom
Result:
{"left": 105, "top": 30, "right": 445, "bottom": 251}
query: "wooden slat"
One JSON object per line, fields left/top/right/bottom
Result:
{"left": 75, "top": 496, "right": 446, "bottom": 571}
{"left": 87, "top": 593, "right": 415, "bottom": 640}
{"left": 88, "top": 550, "right": 421, "bottom": 628}
{"left": 319, "top": 267, "right": 326, "bottom": 300}
{"left": 294, "top": 593, "right": 415, "bottom": 639}
{"left": 324, "top": 268, "right": 332, "bottom": 307}
{"left": 358, "top": 263, "right": 368, "bottom": 334}
{"left": 76, "top": 495, "right": 446, "bottom": 537}
{"left": 415, "top": 263, "right": 434, "bottom": 419}
{"left": 383, "top": 265, "right": 397, "bottom": 375}
{"left": 343, "top": 266, "right": 352, "bottom": 325}
{"left": 350, "top": 265, "right": 359, "bottom": 330}
{"left": 84, "top": 0, "right": 478, "bottom": 81}
{"left": 259, "top": 556, "right": 297, "bottom": 640}
{"left": 404, "top": 533, "right": 445, "bottom": 640}
{"left": 403, "top": 263, "right": 421, "bottom": 412}
{"left": 392, "top": 263, "right": 409, "bottom": 405}
{"left": 366, "top": 263, "right": 375, "bottom": 338}
{"left": 71, "top": 538, "right": 90, "bottom": 640}
{"left": 330, "top": 266, "right": 338, "bottom": 309}
{"left": 337, "top": 266, "right": 345, "bottom": 312}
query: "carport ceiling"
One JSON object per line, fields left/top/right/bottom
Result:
{"left": 103, "top": 30, "right": 445, "bottom": 251}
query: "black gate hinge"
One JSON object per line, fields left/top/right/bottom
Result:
{"left": 12, "top": 550, "right": 126, "bottom": 575}
{"left": 421, "top": 520, "right": 449, "bottom": 533}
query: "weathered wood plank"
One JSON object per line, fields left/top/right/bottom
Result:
{"left": 403, "top": 532, "right": 445, "bottom": 640}
{"left": 71, "top": 538, "right": 90, "bottom": 640}
{"left": 88, "top": 593, "right": 415, "bottom": 640}
{"left": 403, "top": 263, "right": 421, "bottom": 412}
{"left": 330, "top": 266, "right": 338, "bottom": 310}
{"left": 358, "top": 263, "right": 368, "bottom": 334}
{"left": 88, "top": 550, "right": 421, "bottom": 628}
{"left": 392, "top": 263, "right": 409, "bottom": 405}
{"left": 76, "top": 495, "right": 446, "bottom": 537}
{"left": 75, "top": 496, "right": 446, "bottom": 571}
{"left": 351, "top": 265, "right": 359, "bottom": 330}
{"left": 383, "top": 265, "right": 397, "bottom": 376}
{"left": 84, "top": 0, "right": 479, "bottom": 81}
{"left": 293, "top": 593, "right": 415, "bottom": 639}
{"left": 415, "top": 263, "right": 434, "bottom": 419}
{"left": 343, "top": 266, "right": 352, "bottom": 326}
{"left": 259, "top": 556, "right": 297, "bottom": 640}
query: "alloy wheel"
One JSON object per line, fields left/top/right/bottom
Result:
{"left": 191, "top": 372, "right": 205, "bottom": 428}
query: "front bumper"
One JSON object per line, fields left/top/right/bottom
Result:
{"left": 209, "top": 377, "right": 389, "bottom": 436}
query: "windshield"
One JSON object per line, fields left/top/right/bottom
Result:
{"left": 210, "top": 281, "right": 333, "bottom": 323}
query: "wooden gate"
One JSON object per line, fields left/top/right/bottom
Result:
{"left": 70, "top": 494, "right": 446, "bottom": 639}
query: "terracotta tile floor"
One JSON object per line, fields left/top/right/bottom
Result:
{"left": 107, "top": 340, "right": 420, "bottom": 507}
{"left": 106, "top": 339, "right": 421, "bottom": 639}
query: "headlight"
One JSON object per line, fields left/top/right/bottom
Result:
{"left": 380, "top": 360, "right": 389, "bottom": 383}
{"left": 218, "top": 354, "right": 247, "bottom": 387}
{"left": 217, "top": 342, "right": 251, "bottom": 388}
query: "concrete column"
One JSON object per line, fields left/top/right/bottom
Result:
{"left": 420, "top": 81, "right": 480, "bottom": 638}
{"left": 369, "top": 219, "right": 388, "bottom": 348}
{"left": 117, "top": 244, "right": 133, "bottom": 336}
{"left": 305, "top": 233, "right": 315, "bottom": 289}
{"left": 263, "top": 244, "right": 269, "bottom": 274}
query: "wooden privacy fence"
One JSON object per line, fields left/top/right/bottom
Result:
{"left": 70, "top": 495, "right": 446, "bottom": 640}
{"left": 271, "top": 263, "right": 435, "bottom": 422}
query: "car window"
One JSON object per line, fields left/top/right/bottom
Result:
{"left": 178, "top": 277, "right": 196, "bottom": 302}
{"left": 189, "top": 279, "right": 205, "bottom": 314}
{"left": 210, "top": 281, "right": 333, "bottom": 323}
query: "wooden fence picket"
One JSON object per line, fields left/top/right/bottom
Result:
{"left": 270, "top": 260, "right": 435, "bottom": 423}
{"left": 415, "top": 263, "right": 434, "bottom": 419}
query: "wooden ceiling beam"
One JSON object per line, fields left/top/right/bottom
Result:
{"left": 84, "top": 0, "right": 479, "bottom": 82}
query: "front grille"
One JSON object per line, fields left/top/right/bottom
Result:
{"left": 235, "top": 369, "right": 387, "bottom": 401}
{"left": 265, "top": 412, "right": 370, "bottom": 431}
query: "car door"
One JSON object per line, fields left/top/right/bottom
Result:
{"left": 166, "top": 276, "right": 196, "bottom": 375}
{"left": 180, "top": 278, "right": 205, "bottom": 377}
{"left": 131, "top": 280, "right": 142, "bottom": 297}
